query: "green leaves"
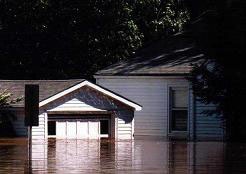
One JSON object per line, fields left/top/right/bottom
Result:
{"left": 0, "top": 90, "right": 12, "bottom": 107}
{"left": 0, "top": 90, "right": 23, "bottom": 107}
{"left": 132, "top": 0, "right": 190, "bottom": 42}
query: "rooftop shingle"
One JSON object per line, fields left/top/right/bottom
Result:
{"left": 95, "top": 32, "right": 205, "bottom": 76}
{"left": 0, "top": 79, "right": 84, "bottom": 107}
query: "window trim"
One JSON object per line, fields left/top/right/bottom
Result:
{"left": 167, "top": 86, "right": 189, "bottom": 136}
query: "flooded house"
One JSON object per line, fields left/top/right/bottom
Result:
{"left": 0, "top": 33, "right": 224, "bottom": 141}
{"left": 94, "top": 32, "right": 225, "bottom": 141}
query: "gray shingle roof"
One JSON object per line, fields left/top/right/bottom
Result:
{"left": 95, "top": 32, "right": 205, "bottom": 76}
{"left": 0, "top": 79, "right": 84, "bottom": 107}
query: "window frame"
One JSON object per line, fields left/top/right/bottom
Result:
{"left": 168, "top": 86, "right": 189, "bottom": 135}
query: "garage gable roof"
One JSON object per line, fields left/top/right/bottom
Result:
{"left": 39, "top": 80, "right": 142, "bottom": 111}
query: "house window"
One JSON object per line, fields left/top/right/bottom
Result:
{"left": 100, "top": 120, "right": 109, "bottom": 135}
{"left": 170, "top": 88, "right": 188, "bottom": 132}
{"left": 48, "top": 121, "right": 56, "bottom": 135}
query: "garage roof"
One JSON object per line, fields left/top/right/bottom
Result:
{"left": 0, "top": 79, "right": 142, "bottom": 111}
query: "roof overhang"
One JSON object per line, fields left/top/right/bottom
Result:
{"left": 39, "top": 80, "right": 142, "bottom": 111}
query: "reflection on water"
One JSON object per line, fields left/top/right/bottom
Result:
{"left": 0, "top": 138, "right": 246, "bottom": 174}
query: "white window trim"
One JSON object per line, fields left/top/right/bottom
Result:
{"left": 167, "top": 85, "right": 189, "bottom": 136}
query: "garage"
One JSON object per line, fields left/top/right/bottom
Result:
{"left": 21, "top": 80, "right": 142, "bottom": 140}
{"left": 47, "top": 114, "right": 111, "bottom": 139}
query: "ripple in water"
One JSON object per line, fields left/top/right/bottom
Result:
{"left": 0, "top": 138, "right": 246, "bottom": 174}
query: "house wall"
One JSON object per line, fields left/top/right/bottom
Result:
{"left": 31, "top": 113, "right": 47, "bottom": 139}
{"left": 95, "top": 76, "right": 224, "bottom": 140}
{"left": 12, "top": 110, "right": 27, "bottom": 136}
{"left": 8, "top": 109, "right": 45, "bottom": 138}
{"left": 194, "top": 100, "right": 224, "bottom": 140}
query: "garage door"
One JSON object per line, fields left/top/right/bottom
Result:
{"left": 56, "top": 121, "right": 100, "bottom": 139}
{"left": 67, "top": 122, "right": 77, "bottom": 139}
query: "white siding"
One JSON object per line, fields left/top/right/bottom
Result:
{"left": 48, "top": 98, "right": 105, "bottom": 112}
{"left": 96, "top": 77, "right": 189, "bottom": 137}
{"left": 117, "top": 118, "right": 133, "bottom": 139}
{"left": 32, "top": 113, "right": 46, "bottom": 139}
{"left": 96, "top": 76, "right": 224, "bottom": 140}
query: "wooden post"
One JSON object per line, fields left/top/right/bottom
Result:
{"left": 28, "top": 126, "right": 32, "bottom": 160}
{"left": 28, "top": 126, "right": 32, "bottom": 173}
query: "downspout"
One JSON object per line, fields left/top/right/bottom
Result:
{"left": 189, "top": 83, "right": 196, "bottom": 141}
{"left": 193, "top": 95, "right": 196, "bottom": 141}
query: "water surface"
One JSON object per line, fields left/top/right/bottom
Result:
{"left": 0, "top": 138, "right": 246, "bottom": 173}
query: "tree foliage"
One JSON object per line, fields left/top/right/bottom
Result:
{"left": 0, "top": 0, "right": 189, "bottom": 79}
{"left": 132, "top": 0, "right": 189, "bottom": 42}
{"left": 189, "top": 0, "right": 246, "bottom": 141}
{"left": 0, "top": 90, "right": 22, "bottom": 107}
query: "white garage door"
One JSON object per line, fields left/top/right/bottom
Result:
{"left": 67, "top": 122, "right": 77, "bottom": 139}
{"left": 56, "top": 122, "right": 66, "bottom": 138}
{"left": 89, "top": 121, "right": 100, "bottom": 139}
{"left": 56, "top": 121, "right": 100, "bottom": 139}
{"left": 77, "top": 121, "right": 88, "bottom": 138}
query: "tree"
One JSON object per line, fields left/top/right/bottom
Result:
{"left": 132, "top": 0, "right": 189, "bottom": 43}
{"left": 0, "top": 0, "right": 189, "bottom": 79}
{"left": 189, "top": 0, "right": 246, "bottom": 141}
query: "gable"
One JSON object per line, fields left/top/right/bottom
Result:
{"left": 39, "top": 80, "right": 142, "bottom": 111}
{"left": 48, "top": 98, "right": 106, "bottom": 112}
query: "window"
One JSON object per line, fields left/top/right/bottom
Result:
{"left": 170, "top": 88, "right": 188, "bottom": 132}
{"left": 100, "top": 120, "right": 109, "bottom": 135}
{"left": 48, "top": 121, "right": 56, "bottom": 135}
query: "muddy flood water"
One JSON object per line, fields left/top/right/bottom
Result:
{"left": 0, "top": 139, "right": 246, "bottom": 174}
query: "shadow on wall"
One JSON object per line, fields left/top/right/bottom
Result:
{"left": 0, "top": 110, "right": 17, "bottom": 137}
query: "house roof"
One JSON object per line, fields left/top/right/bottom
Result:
{"left": 95, "top": 32, "right": 205, "bottom": 76}
{"left": 39, "top": 80, "right": 142, "bottom": 111}
{"left": 0, "top": 79, "right": 83, "bottom": 107}
{"left": 0, "top": 79, "right": 142, "bottom": 111}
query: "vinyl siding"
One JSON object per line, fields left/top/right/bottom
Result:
{"left": 12, "top": 111, "right": 27, "bottom": 136}
{"left": 117, "top": 118, "right": 133, "bottom": 139}
{"left": 48, "top": 98, "right": 105, "bottom": 112}
{"left": 11, "top": 110, "right": 45, "bottom": 138}
{"left": 12, "top": 111, "right": 47, "bottom": 138}
{"left": 194, "top": 99, "right": 224, "bottom": 140}
{"left": 32, "top": 113, "right": 46, "bottom": 139}
{"left": 96, "top": 76, "right": 224, "bottom": 140}
{"left": 96, "top": 77, "right": 189, "bottom": 137}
